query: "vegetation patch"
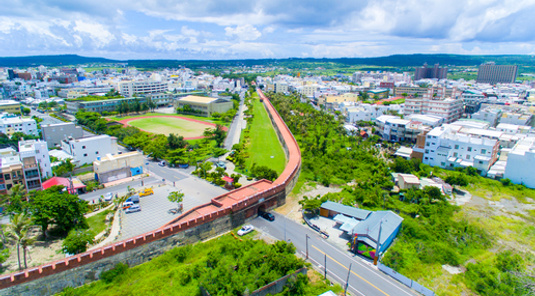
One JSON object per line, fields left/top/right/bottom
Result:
{"left": 58, "top": 234, "right": 337, "bottom": 296}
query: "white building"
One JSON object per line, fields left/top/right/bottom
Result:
{"left": 504, "top": 137, "right": 535, "bottom": 188}
{"left": 18, "top": 140, "right": 52, "bottom": 178}
{"left": 117, "top": 80, "right": 169, "bottom": 97}
{"left": 422, "top": 125, "right": 499, "bottom": 175}
{"left": 274, "top": 82, "right": 289, "bottom": 93}
{"left": 62, "top": 135, "right": 118, "bottom": 166}
{"left": 0, "top": 117, "right": 38, "bottom": 137}
{"left": 404, "top": 86, "right": 463, "bottom": 123}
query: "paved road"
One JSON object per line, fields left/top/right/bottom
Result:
{"left": 250, "top": 213, "right": 418, "bottom": 296}
{"left": 224, "top": 94, "right": 245, "bottom": 150}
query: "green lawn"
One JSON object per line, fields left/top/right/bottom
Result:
{"left": 86, "top": 209, "right": 111, "bottom": 235}
{"left": 107, "top": 112, "right": 229, "bottom": 127}
{"left": 243, "top": 93, "right": 286, "bottom": 175}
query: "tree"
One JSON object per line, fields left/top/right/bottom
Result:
{"left": 168, "top": 134, "right": 187, "bottom": 150}
{"left": 53, "top": 159, "right": 75, "bottom": 177}
{"left": 62, "top": 229, "right": 94, "bottom": 255}
{"left": 4, "top": 184, "right": 28, "bottom": 216}
{"left": 298, "top": 195, "right": 323, "bottom": 213}
{"left": 144, "top": 135, "right": 168, "bottom": 160}
{"left": 7, "top": 213, "right": 33, "bottom": 270}
{"left": 167, "top": 191, "right": 184, "bottom": 211}
{"left": 30, "top": 186, "right": 88, "bottom": 238}
{"left": 203, "top": 124, "right": 226, "bottom": 147}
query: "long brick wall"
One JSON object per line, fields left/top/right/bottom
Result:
{"left": 0, "top": 89, "right": 301, "bottom": 292}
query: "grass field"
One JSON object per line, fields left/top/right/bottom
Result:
{"left": 242, "top": 92, "right": 286, "bottom": 174}
{"left": 108, "top": 112, "right": 229, "bottom": 127}
{"left": 126, "top": 117, "right": 209, "bottom": 138}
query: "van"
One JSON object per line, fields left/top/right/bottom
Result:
{"left": 129, "top": 194, "right": 140, "bottom": 203}
{"left": 123, "top": 201, "right": 135, "bottom": 210}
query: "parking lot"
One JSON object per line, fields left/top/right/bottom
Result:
{"left": 118, "top": 178, "right": 227, "bottom": 240}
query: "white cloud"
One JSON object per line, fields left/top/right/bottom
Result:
{"left": 225, "top": 25, "right": 262, "bottom": 41}
{"left": 73, "top": 21, "right": 115, "bottom": 47}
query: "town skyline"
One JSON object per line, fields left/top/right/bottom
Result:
{"left": 1, "top": 0, "right": 535, "bottom": 60}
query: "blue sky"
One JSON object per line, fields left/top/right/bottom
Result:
{"left": 1, "top": 0, "right": 534, "bottom": 60}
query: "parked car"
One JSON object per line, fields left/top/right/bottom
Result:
{"left": 259, "top": 211, "right": 275, "bottom": 221}
{"left": 104, "top": 192, "right": 114, "bottom": 202}
{"left": 237, "top": 225, "right": 254, "bottom": 236}
{"left": 125, "top": 204, "right": 141, "bottom": 213}
{"left": 158, "top": 161, "right": 166, "bottom": 167}
{"left": 122, "top": 201, "right": 135, "bottom": 210}
{"left": 139, "top": 188, "right": 154, "bottom": 197}
{"left": 215, "top": 161, "right": 226, "bottom": 169}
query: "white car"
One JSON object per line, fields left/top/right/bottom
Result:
{"left": 237, "top": 225, "right": 254, "bottom": 236}
{"left": 125, "top": 204, "right": 141, "bottom": 213}
{"left": 104, "top": 192, "right": 114, "bottom": 202}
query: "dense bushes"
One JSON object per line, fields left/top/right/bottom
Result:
{"left": 251, "top": 164, "right": 278, "bottom": 181}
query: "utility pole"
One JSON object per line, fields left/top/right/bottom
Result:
{"left": 324, "top": 253, "right": 327, "bottom": 279}
{"left": 305, "top": 234, "right": 309, "bottom": 259}
{"left": 375, "top": 219, "right": 385, "bottom": 265}
{"left": 344, "top": 263, "right": 352, "bottom": 296}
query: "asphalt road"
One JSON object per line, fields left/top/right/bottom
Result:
{"left": 250, "top": 213, "right": 418, "bottom": 296}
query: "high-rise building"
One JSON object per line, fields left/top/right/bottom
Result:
{"left": 414, "top": 63, "right": 448, "bottom": 80}
{"left": 476, "top": 63, "right": 518, "bottom": 84}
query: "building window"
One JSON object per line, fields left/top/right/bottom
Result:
{"left": 454, "top": 145, "right": 459, "bottom": 149}
{"left": 425, "top": 150, "right": 429, "bottom": 154}
{"left": 7, "top": 184, "right": 12, "bottom": 190}
{"left": 467, "top": 147, "right": 472, "bottom": 152}
{"left": 96, "top": 151, "right": 99, "bottom": 155}
{"left": 453, "top": 152, "right": 458, "bottom": 157}
{"left": 466, "top": 155, "right": 470, "bottom": 160}
{"left": 424, "top": 157, "right": 428, "bottom": 160}
{"left": 82, "top": 146, "right": 86, "bottom": 149}
{"left": 83, "top": 153, "right": 88, "bottom": 157}
{"left": 441, "top": 162, "right": 445, "bottom": 166}
{"left": 481, "top": 149, "right": 487, "bottom": 154}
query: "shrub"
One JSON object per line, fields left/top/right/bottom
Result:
{"left": 100, "top": 262, "right": 129, "bottom": 284}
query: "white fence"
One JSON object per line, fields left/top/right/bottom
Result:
{"left": 378, "top": 263, "right": 435, "bottom": 296}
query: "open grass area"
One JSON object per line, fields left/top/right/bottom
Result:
{"left": 126, "top": 117, "right": 210, "bottom": 137}
{"left": 86, "top": 209, "right": 111, "bottom": 235}
{"left": 242, "top": 92, "right": 286, "bottom": 175}
{"left": 108, "top": 112, "right": 229, "bottom": 127}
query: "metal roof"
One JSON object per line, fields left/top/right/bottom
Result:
{"left": 321, "top": 201, "right": 371, "bottom": 220}
{"left": 351, "top": 211, "right": 403, "bottom": 247}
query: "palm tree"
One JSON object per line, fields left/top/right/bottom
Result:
{"left": 7, "top": 213, "right": 33, "bottom": 270}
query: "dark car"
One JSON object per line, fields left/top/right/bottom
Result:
{"left": 259, "top": 211, "right": 275, "bottom": 221}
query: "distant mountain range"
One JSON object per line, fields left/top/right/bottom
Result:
{"left": 1, "top": 53, "right": 534, "bottom": 69}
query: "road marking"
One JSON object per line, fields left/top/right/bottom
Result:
{"left": 314, "top": 238, "right": 415, "bottom": 296}
{"left": 312, "top": 245, "right": 390, "bottom": 296}
{"left": 301, "top": 251, "right": 365, "bottom": 296}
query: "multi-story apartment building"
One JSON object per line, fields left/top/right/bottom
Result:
{"left": 42, "top": 122, "right": 84, "bottom": 149}
{"left": 476, "top": 63, "right": 518, "bottom": 84}
{"left": 375, "top": 115, "right": 435, "bottom": 142}
{"left": 274, "top": 82, "right": 289, "bottom": 93}
{"left": 421, "top": 125, "right": 499, "bottom": 175}
{"left": 0, "top": 117, "right": 38, "bottom": 136}
{"left": 62, "top": 135, "right": 118, "bottom": 165}
{"left": 414, "top": 63, "right": 448, "bottom": 80}
{"left": 19, "top": 140, "right": 52, "bottom": 178}
{"left": 117, "top": 80, "right": 169, "bottom": 97}
{"left": 404, "top": 97, "right": 463, "bottom": 123}
{"left": 504, "top": 137, "right": 535, "bottom": 188}
{"left": 0, "top": 155, "right": 24, "bottom": 195}
{"left": 393, "top": 86, "right": 429, "bottom": 98}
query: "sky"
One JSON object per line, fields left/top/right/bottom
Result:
{"left": 1, "top": 0, "right": 535, "bottom": 60}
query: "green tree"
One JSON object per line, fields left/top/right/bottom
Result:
{"left": 144, "top": 135, "right": 168, "bottom": 160}
{"left": 62, "top": 229, "right": 95, "bottom": 255}
{"left": 167, "top": 191, "right": 184, "bottom": 211}
{"left": 298, "top": 195, "right": 323, "bottom": 213}
{"left": 30, "top": 186, "right": 88, "bottom": 238}
{"left": 203, "top": 124, "right": 226, "bottom": 147}
{"left": 168, "top": 134, "right": 187, "bottom": 150}
{"left": 53, "top": 159, "right": 75, "bottom": 177}
{"left": 7, "top": 213, "right": 33, "bottom": 270}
